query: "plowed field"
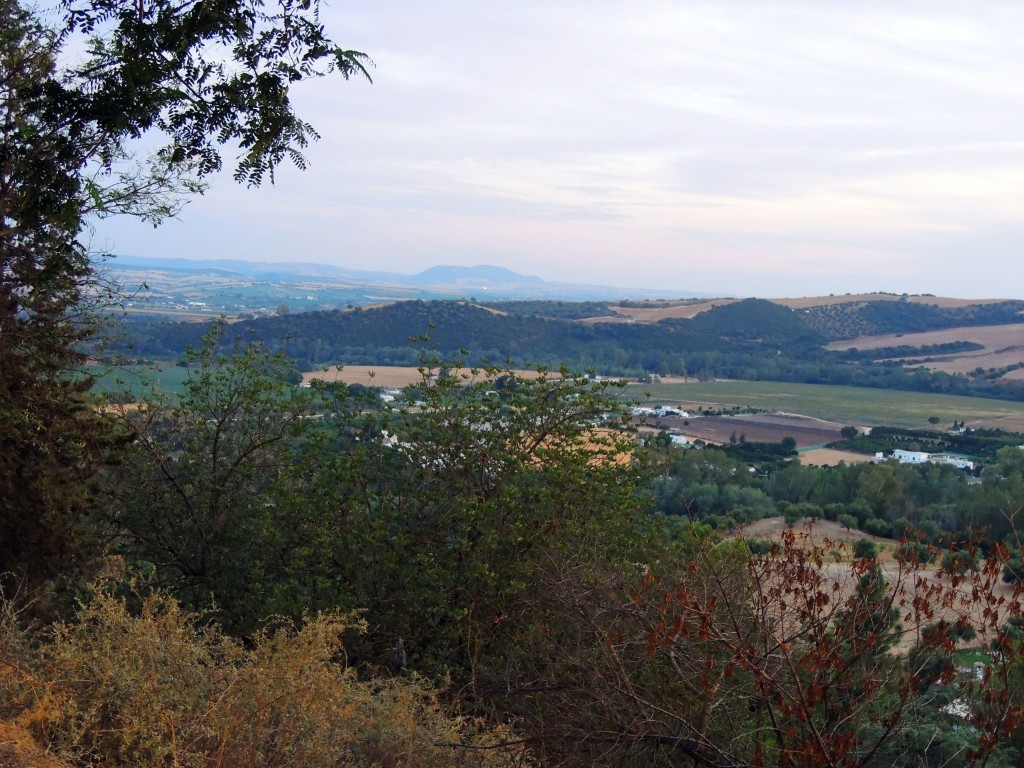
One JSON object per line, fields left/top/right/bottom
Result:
{"left": 654, "top": 413, "right": 843, "bottom": 448}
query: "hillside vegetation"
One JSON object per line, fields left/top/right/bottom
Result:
{"left": 109, "top": 296, "right": 1024, "bottom": 402}
{"left": 5, "top": 3, "right": 1024, "bottom": 766}
{"left": 801, "top": 298, "right": 1024, "bottom": 340}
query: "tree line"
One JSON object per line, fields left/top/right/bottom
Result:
{"left": 109, "top": 297, "right": 1024, "bottom": 402}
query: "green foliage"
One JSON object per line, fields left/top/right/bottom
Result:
{"left": 1003, "top": 548, "right": 1023, "bottom": 583}
{"left": 942, "top": 549, "right": 980, "bottom": 574}
{"left": 720, "top": 436, "right": 798, "bottom": 472}
{"left": 837, "top": 512, "right": 859, "bottom": 531}
{"left": 2, "top": 0, "right": 367, "bottom": 592}
{"left": 0, "top": 0, "right": 127, "bottom": 589}
{"left": 863, "top": 517, "right": 892, "bottom": 538}
{"left": 894, "top": 541, "right": 935, "bottom": 565}
{"left": 321, "top": 361, "right": 659, "bottom": 678}
{"left": 745, "top": 537, "right": 774, "bottom": 555}
{"left": 803, "top": 297, "right": 1024, "bottom": 340}
{"left": 853, "top": 538, "right": 878, "bottom": 559}
{"left": 108, "top": 323, "right": 316, "bottom": 632}
{"left": 838, "top": 424, "right": 1020, "bottom": 463}
{"left": 61, "top": 0, "right": 371, "bottom": 184}
{"left": 107, "top": 338, "right": 663, "bottom": 688}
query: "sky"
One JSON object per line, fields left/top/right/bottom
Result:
{"left": 92, "top": 1, "right": 1024, "bottom": 299}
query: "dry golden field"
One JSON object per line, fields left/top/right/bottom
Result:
{"left": 968, "top": 413, "right": 1024, "bottom": 432}
{"left": 773, "top": 294, "right": 1011, "bottom": 310}
{"left": 596, "top": 294, "right": 1007, "bottom": 324}
{"left": 734, "top": 519, "right": 1021, "bottom": 654}
{"left": 738, "top": 518, "right": 894, "bottom": 558}
{"left": 826, "top": 322, "right": 1024, "bottom": 375}
{"left": 799, "top": 447, "right": 875, "bottom": 467}
{"left": 303, "top": 365, "right": 554, "bottom": 388}
{"left": 577, "top": 314, "right": 635, "bottom": 324}
{"left": 607, "top": 300, "right": 737, "bottom": 322}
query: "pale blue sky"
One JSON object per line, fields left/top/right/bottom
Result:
{"left": 93, "top": 1, "right": 1024, "bottom": 299}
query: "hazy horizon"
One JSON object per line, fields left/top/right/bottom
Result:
{"left": 91, "top": 2, "right": 1024, "bottom": 301}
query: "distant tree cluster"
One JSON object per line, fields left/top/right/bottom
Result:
{"left": 108, "top": 298, "right": 1024, "bottom": 402}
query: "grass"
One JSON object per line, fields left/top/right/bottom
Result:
{"left": 952, "top": 649, "right": 992, "bottom": 667}
{"left": 89, "top": 363, "right": 191, "bottom": 399}
{"left": 90, "top": 363, "right": 1024, "bottom": 432}
{"left": 625, "top": 379, "right": 1024, "bottom": 429}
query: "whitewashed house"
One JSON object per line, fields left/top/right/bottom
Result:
{"left": 892, "top": 449, "right": 930, "bottom": 464}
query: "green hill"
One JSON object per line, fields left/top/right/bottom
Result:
{"left": 105, "top": 297, "right": 1024, "bottom": 403}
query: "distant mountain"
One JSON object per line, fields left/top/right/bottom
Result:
{"left": 109, "top": 255, "right": 408, "bottom": 284}
{"left": 408, "top": 264, "right": 545, "bottom": 287}
{"left": 106, "top": 255, "right": 714, "bottom": 304}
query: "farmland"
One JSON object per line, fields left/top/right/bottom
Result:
{"left": 598, "top": 293, "right": 1009, "bottom": 324}
{"left": 303, "top": 364, "right": 553, "bottom": 388}
{"left": 628, "top": 378, "right": 1024, "bottom": 430}
{"left": 826, "top": 322, "right": 1024, "bottom": 376}
{"left": 647, "top": 412, "right": 844, "bottom": 448}
{"left": 799, "top": 447, "right": 874, "bottom": 466}
{"left": 89, "top": 359, "right": 1024, "bottom": 437}
{"left": 303, "top": 365, "right": 427, "bottom": 388}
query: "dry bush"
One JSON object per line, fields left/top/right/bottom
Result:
{"left": 3, "top": 580, "right": 529, "bottom": 768}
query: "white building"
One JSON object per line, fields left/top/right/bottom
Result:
{"left": 892, "top": 449, "right": 929, "bottom": 464}
{"left": 930, "top": 454, "right": 975, "bottom": 471}
{"left": 888, "top": 449, "right": 974, "bottom": 471}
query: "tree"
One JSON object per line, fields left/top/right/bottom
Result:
{"left": 0, "top": 0, "right": 127, "bottom": 587}
{"left": 316, "top": 359, "right": 660, "bottom": 677}
{"left": 59, "top": 0, "right": 372, "bottom": 185}
{"left": 853, "top": 538, "right": 878, "bottom": 559}
{"left": 108, "top": 324, "right": 315, "bottom": 633}
{"left": 1, "top": 0, "right": 369, "bottom": 587}
{"left": 536, "top": 531, "right": 1024, "bottom": 768}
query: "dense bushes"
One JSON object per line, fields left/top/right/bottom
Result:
{"left": 0, "top": 575, "right": 524, "bottom": 768}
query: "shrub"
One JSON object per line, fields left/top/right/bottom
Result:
{"left": 863, "top": 518, "right": 892, "bottom": 538}
{"left": 745, "top": 538, "right": 774, "bottom": 556}
{"left": 853, "top": 539, "right": 878, "bottom": 559}
{"left": 823, "top": 503, "right": 846, "bottom": 521}
{"left": 894, "top": 541, "right": 935, "bottom": 565}
{"left": 942, "top": 550, "right": 979, "bottom": 575}
{"left": 11, "top": 579, "right": 525, "bottom": 768}
{"left": 837, "top": 513, "right": 859, "bottom": 531}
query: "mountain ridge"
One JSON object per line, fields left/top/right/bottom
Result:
{"left": 107, "top": 255, "right": 713, "bottom": 302}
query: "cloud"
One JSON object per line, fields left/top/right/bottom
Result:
{"left": 93, "top": 0, "right": 1024, "bottom": 298}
